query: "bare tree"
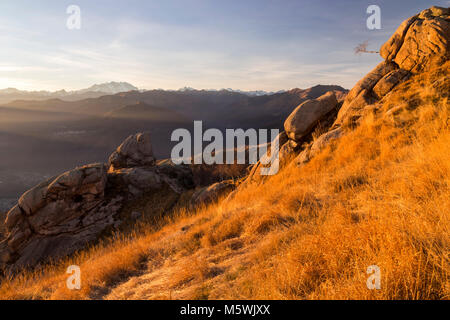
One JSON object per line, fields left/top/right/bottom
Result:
{"left": 354, "top": 40, "right": 379, "bottom": 55}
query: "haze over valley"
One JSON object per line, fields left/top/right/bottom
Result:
{"left": 0, "top": 83, "right": 346, "bottom": 203}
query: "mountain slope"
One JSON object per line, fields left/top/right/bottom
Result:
{"left": 104, "top": 62, "right": 449, "bottom": 300}
{"left": 0, "top": 6, "right": 448, "bottom": 300}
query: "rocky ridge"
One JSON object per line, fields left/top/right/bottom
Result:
{"left": 240, "top": 6, "right": 449, "bottom": 185}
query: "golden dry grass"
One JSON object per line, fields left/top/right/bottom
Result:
{"left": 0, "top": 63, "right": 448, "bottom": 300}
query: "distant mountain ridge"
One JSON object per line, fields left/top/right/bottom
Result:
{"left": 0, "top": 82, "right": 139, "bottom": 104}
{"left": 176, "top": 87, "right": 285, "bottom": 96}
{"left": 5, "top": 84, "right": 348, "bottom": 129}
{"left": 0, "top": 83, "right": 347, "bottom": 200}
{"left": 0, "top": 82, "right": 319, "bottom": 105}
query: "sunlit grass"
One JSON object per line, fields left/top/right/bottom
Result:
{"left": 0, "top": 62, "right": 448, "bottom": 300}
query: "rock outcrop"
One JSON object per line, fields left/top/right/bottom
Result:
{"left": 241, "top": 6, "right": 449, "bottom": 181}
{"left": 0, "top": 163, "right": 123, "bottom": 271}
{"left": 334, "top": 61, "right": 400, "bottom": 125}
{"left": 0, "top": 133, "right": 194, "bottom": 272}
{"left": 284, "top": 91, "right": 338, "bottom": 141}
{"left": 380, "top": 6, "right": 449, "bottom": 73}
{"left": 241, "top": 91, "right": 340, "bottom": 185}
{"left": 301, "top": 6, "right": 450, "bottom": 166}
{"left": 335, "top": 6, "right": 449, "bottom": 127}
{"left": 281, "top": 91, "right": 340, "bottom": 166}
{"left": 108, "top": 132, "right": 155, "bottom": 170}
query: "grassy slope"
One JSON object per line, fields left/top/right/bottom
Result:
{"left": 0, "top": 62, "right": 448, "bottom": 300}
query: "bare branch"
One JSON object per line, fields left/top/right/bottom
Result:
{"left": 354, "top": 40, "right": 379, "bottom": 55}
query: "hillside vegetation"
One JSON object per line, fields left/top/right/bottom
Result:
{"left": 0, "top": 57, "right": 448, "bottom": 300}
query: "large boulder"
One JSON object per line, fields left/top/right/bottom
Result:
{"left": 372, "top": 68, "right": 411, "bottom": 99}
{"left": 107, "top": 133, "right": 195, "bottom": 197}
{"left": 108, "top": 132, "right": 155, "bottom": 170}
{"left": 334, "top": 6, "right": 449, "bottom": 127}
{"left": 334, "top": 61, "right": 397, "bottom": 125}
{"left": 0, "top": 132, "right": 198, "bottom": 272}
{"left": 380, "top": 6, "right": 450, "bottom": 73}
{"left": 0, "top": 163, "right": 123, "bottom": 271}
{"left": 108, "top": 167, "right": 162, "bottom": 198}
{"left": 284, "top": 91, "right": 338, "bottom": 142}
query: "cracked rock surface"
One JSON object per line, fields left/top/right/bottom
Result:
{"left": 335, "top": 6, "right": 449, "bottom": 127}
{"left": 241, "top": 6, "right": 449, "bottom": 182}
{"left": 0, "top": 133, "right": 194, "bottom": 272}
{"left": 0, "top": 163, "right": 118, "bottom": 271}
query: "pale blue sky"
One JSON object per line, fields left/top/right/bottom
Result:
{"left": 0, "top": 0, "right": 448, "bottom": 91}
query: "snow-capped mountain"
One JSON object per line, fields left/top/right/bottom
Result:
{"left": 0, "top": 82, "right": 139, "bottom": 104}
{"left": 78, "top": 82, "right": 139, "bottom": 94}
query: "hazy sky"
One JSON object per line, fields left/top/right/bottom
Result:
{"left": 0, "top": 0, "right": 448, "bottom": 91}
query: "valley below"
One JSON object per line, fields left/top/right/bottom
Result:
{"left": 0, "top": 85, "right": 346, "bottom": 203}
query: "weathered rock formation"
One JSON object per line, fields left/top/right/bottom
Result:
{"left": 242, "top": 91, "right": 340, "bottom": 185}
{"left": 0, "top": 132, "right": 194, "bottom": 272}
{"left": 284, "top": 91, "right": 338, "bottom": 141}
{"left": 108, "top": 132, "right": 155, "bottom": 170}
{"left": 243, "top": 131, "right": 289, "bottom": 185}
{"left": 0, "top": 163, "right": 122, "bottom": 271}
{"left": 335, "top": 6, "right": 449, "bottom": 127}
{"left": 298, "top": 6, "right": 449, "bottom": 167}
{"left": 241, "top": 6, "right": 449, "bottom": 183}
{"left": 380, "top": 6, "right": 449, "bottom": 73}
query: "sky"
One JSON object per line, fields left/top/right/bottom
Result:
{"left": 0, "top": 0, "right": 448, "bottom": 92}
